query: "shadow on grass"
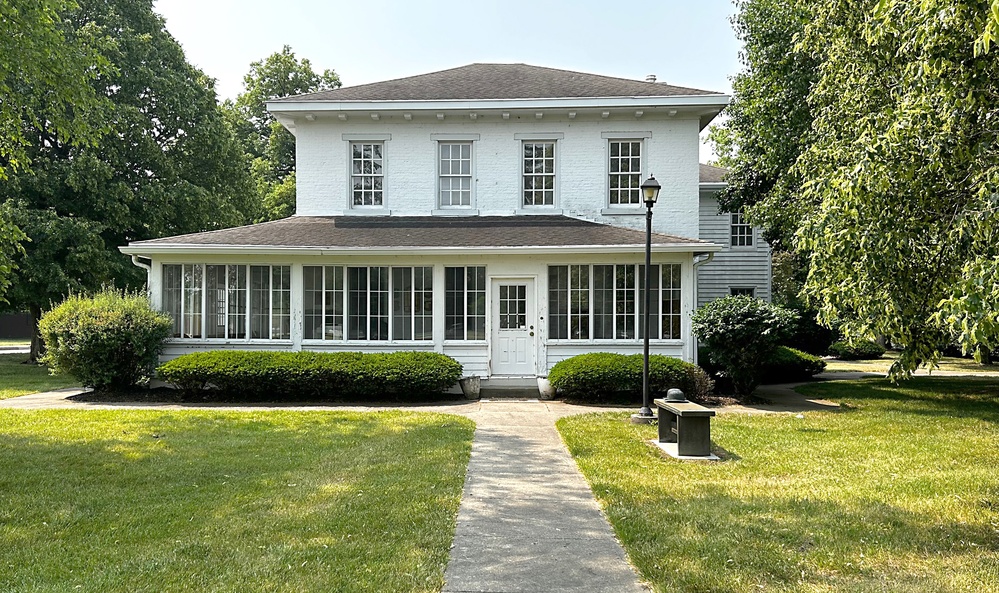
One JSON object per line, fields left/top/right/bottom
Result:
{"left": 0, "top": 410, "right": 474, "bottom": 593}
{"left": 608, "top": 484, "right": 998, "bottom": 591}
{"left": 799, "top": 377, "right": 999, "bottom": 423}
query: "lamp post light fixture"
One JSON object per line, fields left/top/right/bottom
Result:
{"left": 632, "top": 174, "right": 661, "bottom": 424}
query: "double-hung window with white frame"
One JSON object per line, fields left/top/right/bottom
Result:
{"left": 350, "top": 141, "right": 384, "bottom": 207}
{"left": 438, "top": 142, "right": 472, "bottom": 207}
{"left": 731, "top": 209, "right": 754, "bottom": 246}
{"left": 522, "top": 141, "right": 556, "bottom": 207}
{"left": 608, "top": 140, "right": 643, "bottom": 205}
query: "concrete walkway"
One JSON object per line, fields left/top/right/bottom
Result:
{"left": 442, "top": 401, "right": 648, "bottom": 593}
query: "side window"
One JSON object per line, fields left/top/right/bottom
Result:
{"left": 730, "top": 287, "right": 756, "bottom": 297}
{"left": 731, "top": 209, "right": 754, "bottom": 246}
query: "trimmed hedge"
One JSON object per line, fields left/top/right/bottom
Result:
{"left": 157, "top": 350, "right": 463, "bottom": 401}
{"left": 700, "top": 345, "right": 826, "bottom": 390}
{"left": 760, "top": 346, "right": 827, "bottom": 383}
{"left": 547, "top": 352, "right": 714, "bottom": 403}
{"left": 829, "top": 340, "right": 886, "bottom": 360}
{"left": 39, "top": 289, "right": 172, "bottom": 391}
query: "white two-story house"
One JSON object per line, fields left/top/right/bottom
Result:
{"left": 121, "top": 63, "right": 770, "bottom": 380}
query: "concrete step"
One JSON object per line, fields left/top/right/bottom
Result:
{"left": 479, "top": 387, "right": 541, "bottom": 399}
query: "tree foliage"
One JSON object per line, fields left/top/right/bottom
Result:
{"left": 794, "top": 0, "right": 999, "bottom": 376}
{"left": 709, "top": 0, "right": 820, "bottom": 249}
{"left": 0, "top": 0, "right": 259, "bottom": 359}
{"left": 0, "top": 0, "right": 112, "bottom": 178}
{"left": 226, "top": 46, "right": 340, "bottom": 221}
{"left": 720, "top": 0, "right": 999, "bottom": 377}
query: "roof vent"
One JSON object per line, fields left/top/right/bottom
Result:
{"left": 645, "top": 74, "right": 657, "bottom": 83}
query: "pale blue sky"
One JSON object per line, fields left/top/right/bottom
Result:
{"left": 152, "top": 0, "right": 741, "bottom": 161}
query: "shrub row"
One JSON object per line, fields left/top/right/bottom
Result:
{"left": 547, "top": 352, "right": 714, "bottom": 403}
{"left": 39, "top": 289, "right": 172, "bottom": 391}
{"left": 828, "top": 340, "right": 886, "bottom": 360}
{"left": 699, "top": 345, "right": 826, "bottom": 390}
{"left": 157, "top": 350, "right": 463, "bottom": 401}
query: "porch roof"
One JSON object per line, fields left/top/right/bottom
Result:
{"left": 121, "top": 215, "right": 720, "bottom": 256}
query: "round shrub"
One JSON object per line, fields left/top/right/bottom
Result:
{"left": 759, "top": 346, "right": 827, "bottom": 383}
{"left": 692, "top": 296, "right": 798, "bottom": 397}
{"left": 39, "top": 289, "right": 172, "bottom": 391}
{"left": 828, "top": 340, "right": 886, "bottom": 360}
{"left": 547, "top": 352, "right": 713, "bottom": 403}
{"left": 157, "top": 350, "right": 463, "bottom": 401}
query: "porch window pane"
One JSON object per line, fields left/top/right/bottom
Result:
{"left": 392, "top": 267, "right": 413, "bottom": 340}
{"left": 592, "top": 265, "right": 614, "bottom": 339}
{"left": 467, "top": 266, "right": 486, "bottom": 340}
{"left": 227, "top": 265, "right": 247, "bottom": 339}
{"left": 369, "top": 267, "right": 389, "bottom": 340}
{"left": 569, "top": 265, "right": 589, "bottom": 339}
{"left": 548, "top": 266, "right": 568, "bottom": 339}
{"left": 303, "top": 266, "right": 323, "bottom": 340}
{"left": 414, "top": 267, "right": 433, "bottom": 340}
{"left": 182, "top": 264, "right": 202, "bottom": 338}
{"left": 615, "top": 265, "right": 635, "bottom": 339}
{"left": 347, "top": 267, "right": 368, "bottom": 340}
{"left": 638, "top": 265, "right": 660, "bottom": 339}
{"left": 662, "top": 264, "right": 682, "bottom": 339}
{"left": 162, "top": 264, "right": 182, "bottom": 338}
{"left": 205, "top": 265, "right": 227, "bottom": 338}
{"left": 445, "top": 267, "right": 465, "bottom": 340}
{"left": 249, "top": 265, "right": 270, "bottom": 339}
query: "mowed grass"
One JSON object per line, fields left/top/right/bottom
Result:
{"left": 0, "top": 353, "right": 78, "bottom": 400}
{"left": 0, "top": 409, "right": 474, "bottom": 593}
{"left": 824, "top": 351, "right": 999, "bottom": 374}
{"left": 557, "top": 378, "right": 999, "bottom": 593}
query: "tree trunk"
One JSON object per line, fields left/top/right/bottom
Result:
{"left": 27, "top": 304, "right": 44, "bottom": 364}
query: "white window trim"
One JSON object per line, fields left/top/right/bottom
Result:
{"left": 730, "top": 210, "right": 755, "bottom": 248}
{"left": 519, "top": 138, "right": 560, "bottom": 210}
{"left": 303, "top": 264, "right": 435, "bottom": 344}
{"left": 436, "top": 139, "right": 476, "bottom": 210}
{"left": 604, "top": 135, "right": 649, "bottom": 208}
{"left": 345, "top": 136, "right": 389, "bottom": 211}
{"left": 161, "top": 263, "right": 293, "bottom": 343}
{"left": 545, "top": 263, "right": 683, "bottom": 343}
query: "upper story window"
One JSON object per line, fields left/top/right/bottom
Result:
{"left": 351, "top": 142, "right": 384, "bottom": 206}
{"left": 523, "top": 141, "right": 555, "bottom": 206}
{"left": 731, "top": 209, "right": 754, "bottom": 246}
{"left": 439, "top": 142, "right": 472, "bottom": 207}
{"left": 608, "top": 140, "right": 643, "bottom": 205}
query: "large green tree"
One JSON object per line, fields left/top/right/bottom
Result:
{"left": 226, "top": 46, "right": 340, "bottom": 220}
{"left": 709, "top": 0, "right": 820, "bottom": 249}
{"left": 0, "top": 0, "right": 114, "bottom": 300}
{"left": 0, "top": 0, "right": 258, "bottom": 360}
{"left": 789, "top": 0, "right": 999, "bottom": 375}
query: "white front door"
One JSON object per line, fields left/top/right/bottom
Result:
{"left": 490, "top": 279, "right": 536, "bottom": 376}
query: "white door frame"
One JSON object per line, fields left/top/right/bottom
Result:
{"left": 488, "top": 275, "right": 538, "bottom": 377}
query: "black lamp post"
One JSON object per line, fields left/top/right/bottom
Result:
{"left": 633, "top": 174, "right": 661, "bottom": 423}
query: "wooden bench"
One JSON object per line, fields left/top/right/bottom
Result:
{"left": 654, "top": 397, "right": 716, "bottom": 457}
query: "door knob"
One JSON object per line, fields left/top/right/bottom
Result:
{"left": 529, "top": 331, "right": 534, "bottom": 336}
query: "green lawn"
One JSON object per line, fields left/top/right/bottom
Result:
{"left": 824, "top": 351, "right": 999, "bottom": 374}
{"left": 0, "top": 353, "right": 79, "bottom": 400}
{"left": 0, "top": 409, "right": 474, "bottom": 593}
{"left": 558, "top": 377, "right": 999, "bottom": 593}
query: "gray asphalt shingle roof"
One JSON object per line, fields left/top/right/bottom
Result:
{"left": 269, "top": 63, "right": 723, "bottom": 103}
{"left": 129, "top": 215, "right": 709, "bottom": 249}
{"left": 699, "top": 164, "right": 728, "bottom": 184}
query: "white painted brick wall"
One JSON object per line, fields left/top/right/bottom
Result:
{"left": 294, "top": 113, "right": 702, "bottom": 239}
